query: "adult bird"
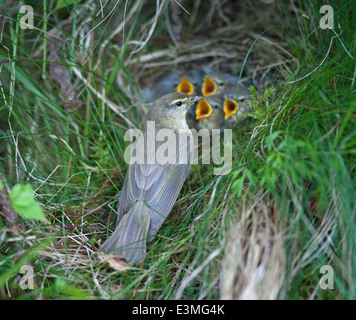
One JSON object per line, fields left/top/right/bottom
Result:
{"left": 100, "top": 92, "right": 202, "bottom": 264}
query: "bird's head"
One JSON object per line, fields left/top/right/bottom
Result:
{"left": 147, "top": 92, "right": 203, "bottom": 130}
{"left": 195, "top": 96, "right": 223, "bottom": 130}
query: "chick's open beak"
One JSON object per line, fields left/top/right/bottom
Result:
{"left": 177, "top": 76, "right": 194, "bottom": 95}
{"left": 202, "top": 76, "right": 217, "bottom": 97}
{"left": 223, "top": 98, "right": 238, "bottom": 120}
{"left": 195, "top": 98, "right": 212, "bottom": 119}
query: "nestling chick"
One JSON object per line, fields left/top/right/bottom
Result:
{"left": 187, "top": 96, "right": 238, "bottom": 130}
{"left": 200, "top": 72, "right": 252, "bottom": 124}
{"left": 201, "top": 72, "right": 250, "bottom": 100}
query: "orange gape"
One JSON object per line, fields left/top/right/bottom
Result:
{"left": 195, "top": 98, "right": 212, "bottom": 119}
{"left": 202, "top": 76, "right": 217, "bottom": 97}
{"left": 177, "top": 76, "right": 194, "bottom": 95}
{"left": 223, "top": 98, "right": 238, "bottom": 119}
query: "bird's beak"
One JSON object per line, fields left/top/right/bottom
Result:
{"left": 177, "top": 76, "right": 195, "bottom": 96}
{"left": 188, "top": 95, "right": 204, "bottom": 106}
{"left": 223, "top": 98, "right": 238, "bottom": 120}
{"left": 202, "top": 76, "right": 217, "bottom": 97}
{"left": 195, "top": 98, "right": 212, "bottom": 119}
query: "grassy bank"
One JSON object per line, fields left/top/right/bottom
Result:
{"left": 0, "top": 0, "right": 355, "bottom": 299}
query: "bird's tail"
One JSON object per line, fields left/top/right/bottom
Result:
{"left": 100, "top": 200, "right": 150, "bottom": 264}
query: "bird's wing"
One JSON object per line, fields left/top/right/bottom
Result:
{"left": 145, "top": 163, "right": 190, "bottom": 238}
{"left": 117, "top": 163, "right": 165, "bottom": 218}
{"left": 117, "top": 132, "right": 193, "bottom": 237}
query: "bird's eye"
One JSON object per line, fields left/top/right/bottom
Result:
{"left": 213, "top": 105, "right": 219, "bottom": 109}
{"left": 238, "top": 98, "right": 246, "bottom": 103}
{"left": 176, "top": 101, "right": 182, "bottom": 106}
{"left": 218, "top": 82, "right": 224, "bottom": 86}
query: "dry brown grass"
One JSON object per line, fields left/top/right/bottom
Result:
{"left": 221, "top": 191, "right": 285, "bottom": 299}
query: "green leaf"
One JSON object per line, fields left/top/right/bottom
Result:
{"left": 9, "top": 185, "right": 47, "bottom": 221}
{"left": 53, "top": 278, "right": 88, "bottom": 299}
{"left": 245, "top": 168, "right": 256, "bottom": 187}
{"left": 265, "top": 131, "right": 283, "bottom": 151}
{"left": 55, "top": 0, "right": 78, "bottom": 11}
{"left": 231, "top": 175, "right": 245, "bottom": 197}
{"left": 0, "top": 180, "right": 3, "bottom": 191}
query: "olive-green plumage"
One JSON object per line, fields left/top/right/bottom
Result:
{"left": 100, "top": 93, "right": 202, "bottom": 264}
